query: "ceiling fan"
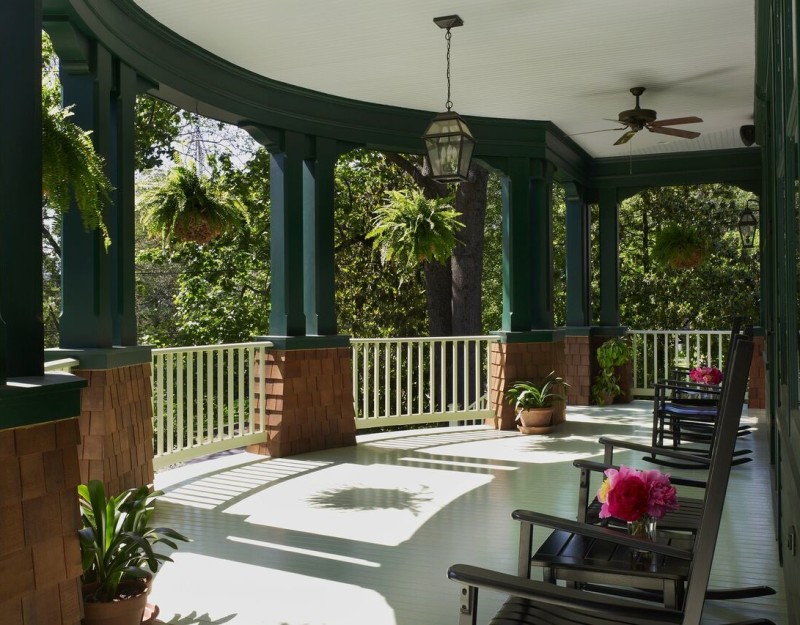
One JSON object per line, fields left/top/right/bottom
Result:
{"left": 578, "top": 87, "right": 703, "bottom": 145}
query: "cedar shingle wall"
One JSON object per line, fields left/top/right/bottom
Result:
{"left": 73, "top": 364, "right": 154, "bottom": 495}
{"left": 249, "top": 348, "right": 357, "bottom": 457}
{"left": 0, "top": 419, "right": 83, "bottom": 625}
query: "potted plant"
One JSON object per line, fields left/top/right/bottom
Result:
{"left": 591, "top": 337, "right": 631, "bottom": 406}
{"left": 140, "top": 161, "right": 244, "bottom": 245}
{"left": 505, "top": 371, "right": 569, "bottom": 433}
{"left": 651, "top": 224, "right": 709, "bottom": 269}
{"left": 78, "top": 480, "right": 189, "bottom": 625}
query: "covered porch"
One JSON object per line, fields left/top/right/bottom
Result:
{"left": 147, "top": 402, "right": 784, "bottom": 625}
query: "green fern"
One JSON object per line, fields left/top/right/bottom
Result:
{"left": 652, "top": 224, "right": 708, "bottom": 269}
{"left": 41, "top": 100, "right": 112, "bottom": 247}
{"left": 140, "top": 162, "right": 245, "bottom": 246}
{"left": 366, "top": 189, "right": 464, "bottom": 270}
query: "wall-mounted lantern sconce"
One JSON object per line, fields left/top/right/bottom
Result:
{"left": 738, "top": 199, "right": 759, "bottom": 249}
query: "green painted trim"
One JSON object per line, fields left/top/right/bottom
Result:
{"left": 254, "top": 335, "right": 351, "bottom": 350}
{"left": 590, "top": 326, "right": 628, "bottom": 338}
{"left": 41, "top": 0, "right": 589, "bottom": 169}
{"left": 563, "top": 327, "right": 593, "bottom": 337}
{"left": 530, "top": 161, "right": 555, "bottom": 329}
{"left": 589, "top": 148, "right": 762, "bottom": 190}
{"left": 598, "top": 188, "right": 620, "bottom": 327}
{"left": 490, "top": 330, "right": 566, "bottom": 344}
{"left": 45, "top": 345, "right": 152, "bottom": 369}
{"left": 1, "top": 0, "right": 44, "bottom": 377}
{"left": 564, "top": 182, "right": 591, "bottom": 327}
{"left": 0, "top": 374, "right": 86, "bottom": 430}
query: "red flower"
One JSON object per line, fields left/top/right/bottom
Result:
{"left": 605, "top": 472, "right": 649, "bottom": 522}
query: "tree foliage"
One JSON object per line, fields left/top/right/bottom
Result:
{"left": 614, "top": 184, "right": 759, "bottom": 329}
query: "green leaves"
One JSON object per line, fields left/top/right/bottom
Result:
{"left": 41, "top": 102, "right": 112, "bottom": 248}
{"left": 78, "top": 480, "right": 190, "bottom": 603}
{"left": 140, "top": 161, "right": 246, "bottom": 246}
{"left": 505, "top": 372, "right": 569, "bottom": 409}
{"left": 367, "top": 189, "right": 464, "bottom": 270}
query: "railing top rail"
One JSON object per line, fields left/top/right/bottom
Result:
{"left": 628, "top": 329, "right": 728, "bottom": 336}
{"left": 152, "top": 340, "right": 274, "bottom": 355}
{"left": 351, "top": 335, "right": 500, "bottom": 345}
{"left": 44, "top": 358, "right": 80, "bottom": 371}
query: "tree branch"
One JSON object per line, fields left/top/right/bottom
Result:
{"left": 383, "top": 152, "right": 449, "bottom": 199}
{"left": 42, "top": 223, "right": 61, "bottom": 257}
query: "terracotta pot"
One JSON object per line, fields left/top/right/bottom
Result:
{"left": 82, "top": 580, "right": 148, "bottom": 625}
{"left": 516, "top": 407, "right": 553, "bottom": 428}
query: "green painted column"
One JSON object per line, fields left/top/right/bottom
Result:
{"left": 500, "top": 158, "right": 532, "bottom": 332}
{"left": 270, "top": 131, "right": 307, "bottom": 336}
{"left": 109, "top": 61, "right": 138, "bottom": 345}
{"left": 530, "top": 160, "right": 555, "bottom": 329}
{"left": 564, "top": 182, "right": 591, "bottom": 327}
{"left": 59, "top": 43, "right": 113, "bottom": 348}
{"left": 598, "top": 187, "right": 620, "bottom": 327}
{"left": 0, "top": 0, "right": 44, "bottom": 377}
{"left": 303, "top": 137, "right": 338, "bottom": 336}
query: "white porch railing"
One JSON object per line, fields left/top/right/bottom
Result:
{"left": 350, "top": 335, "right": 499, "bottom": 429}
{"left": 627, "top": 329, "right": 732, "bottom": 397}
{"left": 151, "top": 341, "right": 272, "bottom": 469}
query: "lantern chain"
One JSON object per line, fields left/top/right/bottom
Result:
{"left": 445, "top": 28, "right": 453, "bottom": 111}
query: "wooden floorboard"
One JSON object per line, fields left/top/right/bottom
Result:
{"left": 149, "top": 401, "right": 786, "bottom": 624}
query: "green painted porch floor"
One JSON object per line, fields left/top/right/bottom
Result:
{"left": 149, "top": 401, "right": 786, "bottom": 625}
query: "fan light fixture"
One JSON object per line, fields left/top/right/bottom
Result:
{"left": 422, "top": 15, "right": 475, "bottom": 183}
{"left": 738, "top": 200, "right": 759, "bottom": 249}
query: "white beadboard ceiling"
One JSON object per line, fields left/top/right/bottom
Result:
{"left": 133, "top": 0, "right": 755, "bottom": 159}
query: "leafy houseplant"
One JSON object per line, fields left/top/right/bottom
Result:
{"left": 651, "top": 224, "right": 709, "bottom": 269}
{"left": 79, "top": 480, "right": 189, "bottom": 624}
{"left": 505, "top": 372, "right": 569, "bottom": 431}
{"left": 591, "top": 338, "right": 631, "bottom": 406}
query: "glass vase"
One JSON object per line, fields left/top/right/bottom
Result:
{"left": 627, "top": 516, "right": 657, "bottom": 555}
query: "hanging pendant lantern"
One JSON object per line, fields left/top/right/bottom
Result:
{"left": 423, "top": 15, "right": 475, "bottom": 183}
{"left": 738, "top": 199, "right": 758, "bottom": 249}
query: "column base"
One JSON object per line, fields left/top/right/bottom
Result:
{"left": 247, "top": 347, "right": 357, "bottom": 457}
{"left": 490, "top": 340, "right": 567, "bottom": 430}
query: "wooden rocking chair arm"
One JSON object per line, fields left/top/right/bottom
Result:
{"left": 448, "top": 564, "right": 687, "bottom": 624}
{"left": 572, "top": 459, "right": 707, "bottom": 488}
{"left": 511, "top": 509, "right": 692, "bottom": 560}
{"left": 597, "top": 436, "right": 712, "bottom": 465}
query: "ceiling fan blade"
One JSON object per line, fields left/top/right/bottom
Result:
{"left": 603, "top": 118, "right": 628, "bottom": 125}
{"left": 650, "top": 116, "right": 703, "bottom": 127}
{"left": 648, "top": 126, "right": 701, "bottom": 139}
{"left": 569, "top": 128, "right": 627, "bottom": 137}
{"left": 614, "top": 130, "right": 638, "bottom": 146}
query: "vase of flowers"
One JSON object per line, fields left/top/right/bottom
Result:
{"left": 689, "top": 365, "right": 723, "bottom": 385}
{"left": 596, "top": 465, "right": 679, "bottom": 555}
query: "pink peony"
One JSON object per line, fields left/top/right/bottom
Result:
{"left": 641, "top": 469, "right": 679, "bottom": 519}
{"left": 689, "top": 366, "right": 723, "bottom": 385}
{"left": 599, "top": 466, "right": 648, "bottom": 521}
{"left": 597, "top": 465, "right": 680, "bottom": 522}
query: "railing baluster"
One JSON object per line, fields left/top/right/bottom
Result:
{"left": 166, "top": 354, "right": 174, "bottom": 454}
{"left": 176, "top": 353, "right": 184, "bottom": 451}
{"left": 155, "top": 354, "right": 164, "bottom": 457}
{"left": 227, "top": 347, "right": 234, "bottom": 439}
{"left": 187, "top": 351, "right": 194, "bottom": 448}
{"left": 238, "top": 346, "right": 245, "bottom": 434}
{"left": 406, "top": 341, "right": 413, "bottom": 415}
{"left": 395, "top": 341, "right": 402, "bottom": 417}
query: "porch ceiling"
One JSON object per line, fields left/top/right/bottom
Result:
{"left": 133, "top": 0, "right": 755, "bottom": 159}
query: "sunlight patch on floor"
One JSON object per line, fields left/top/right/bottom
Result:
{"left": 149, "top": 552, "right": 396, "bottom": 625}
{"left": 223, "top": 463, "right": 493, "bottom": 546}
{"left": 159, "top": 458, "right": 333, "bottom": 509}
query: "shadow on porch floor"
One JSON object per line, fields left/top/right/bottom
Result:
{"left": 148, "top": 401, "right": 785, "bottom": 625}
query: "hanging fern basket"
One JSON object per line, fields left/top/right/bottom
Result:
{"left": 652, "top": 225, "right": 708, "bottom": 270}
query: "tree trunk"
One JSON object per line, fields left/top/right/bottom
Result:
{"left": 452, "top": 164, "right": 488, "bottom": 409}
{"left": 452, "top": 164, "right": 488, "bottom": 337}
